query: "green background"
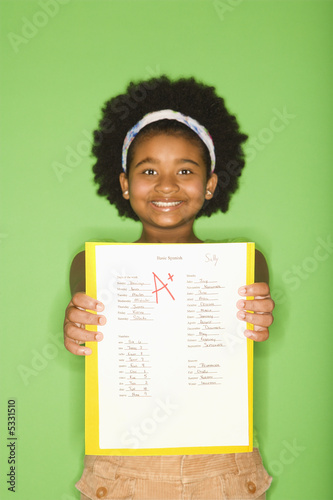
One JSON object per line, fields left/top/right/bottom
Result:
{"left": 1, "top": 0, "right": 332, "bottom": 498}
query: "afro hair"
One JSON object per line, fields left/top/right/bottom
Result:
{"left": 92, "top": 75, "right": 248, "bottom": 220}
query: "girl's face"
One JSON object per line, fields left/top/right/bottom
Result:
{"left": 119, "top": 133, "right": 217, "bottom": 242}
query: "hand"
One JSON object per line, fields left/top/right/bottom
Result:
{"left": 236, "top": 283, "right": 274, "bottom": 342}
{"left": 64, "top": 292, "right": 106, "bottom": 355}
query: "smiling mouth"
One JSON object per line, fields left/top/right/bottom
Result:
{"left": 151, "top": 201, "right": 183, "bottom": 208}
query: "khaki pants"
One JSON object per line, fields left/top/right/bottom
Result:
{"left": 76, "top": 449, "right": 272, "bottom": 499}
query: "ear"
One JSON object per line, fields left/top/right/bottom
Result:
{"left": 119, "top": 173, "right": 130, "bottom": 199}
{"left": 205, "top": 173, "right": 218, "bottom": 200}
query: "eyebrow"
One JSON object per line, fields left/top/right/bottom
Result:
{"left": 134, "top": 157, "right": 201, "bottom": 169}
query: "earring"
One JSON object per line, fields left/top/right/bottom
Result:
{"left": 206, "top": 190, "right": 212, "bottom": 196}
{"left": 123, "top": 190, "right": 129, "bottom": 195}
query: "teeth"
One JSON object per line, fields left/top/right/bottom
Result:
{"left": 152, "top": 201, "right": 182, "bottom": 207}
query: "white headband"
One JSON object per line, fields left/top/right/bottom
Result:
{"left": 121, "top": 109, "right": 216, "bottom": 172}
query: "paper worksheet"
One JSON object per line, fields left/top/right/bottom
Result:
{"left": 85, "top": 242, "right": 254, "bottom": 455}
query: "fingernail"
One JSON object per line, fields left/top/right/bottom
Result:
{"left": 98, "top": 316, "right": 106, "bottom": 325}
{"left": 239, "top": 287, "right": 247, "bottom": 295}
{"left": 96, "top": 302, "right": 104, "bottom": 312}
{"left": 95, "top": 333, "right": 103, "bottom": 341}
{"left": 244, "top": 330, "right": 253, "bottom": 339}
{"left": 238, "top": 300, "right": 245, "bottom": 309}
{"left": 82, "top": 347, "right": 92, "bottom": 355}
{"left": 237, "top": 311, "right": 246, "bottom": 319}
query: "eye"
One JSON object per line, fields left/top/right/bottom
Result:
{"left": 178, "top": 169, "right": 192, "bottom": 175}
{"left": 143, "top": 169, "right": 157, "bottom": 175}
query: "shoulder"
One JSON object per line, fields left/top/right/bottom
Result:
{"left": 71, "top": 250, "right": 85, "bottom": 269}
{"left": 255, "top": 249, "right": 266, "bottom": 262}
{"left": 255, "top": 249, "right": 269, "bottom": 284}
{"left": 70, "top": 251, "right": 85, "bottom": 283}
{"left": 69, "top": 251, "right": 86, "bottom": 294}
{"left": 70, "top": 238, "right": 118, "bottom": 269}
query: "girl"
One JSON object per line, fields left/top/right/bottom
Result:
{"left": 64, "top": 76, "right": 274, "bottom": 499}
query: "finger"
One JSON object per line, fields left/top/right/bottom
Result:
{"left": 64, "top": 337, "right": 93, "bottom": 356}
{"left": 238, "top": 283, "right": 270, "bottom": 298}
{"left": 236, "top": 298, "right": 275, "bottom": 313}
{"left": 71, "top": 292, "right": 104, "bottom": 312}
{"left": 244, "top": 326, "right": 269, "bottom": 342}
{"left": 237, "top": 310, "right": 273, "bottom": 328}
{"left": 66, "top": 306, "right": 106, "bottom": 327}
{"left": 64, "top": 323, "right": 104, "bottom": 343}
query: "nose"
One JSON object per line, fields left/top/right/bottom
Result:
{"left": 154, "top": 172, "right": 179, "bottom": 194}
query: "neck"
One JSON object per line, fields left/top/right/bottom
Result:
{"left": 135, "top": 226, "right": 202, "bottom": 244}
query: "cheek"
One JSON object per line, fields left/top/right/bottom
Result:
{"left": 188, "top": 179, "right": 207, "bottom": 199}
{"left": 127, "top": 179, "right": 152, "bottom": 214}
{"left": 128, "top": 178, "right": 148, "bottom": 196}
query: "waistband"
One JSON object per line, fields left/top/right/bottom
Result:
{"left": 86, "top": 449, "right": 263, "bottom": 483}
